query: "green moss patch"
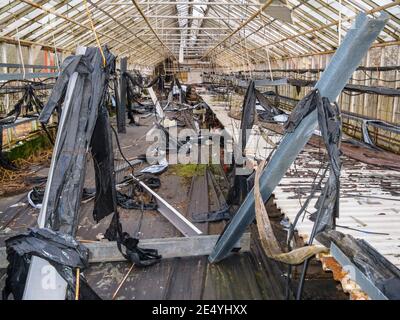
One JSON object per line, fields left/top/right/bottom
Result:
{"left": 5, "top": 132, "right": 53, "bottom": 161}
{"left": 168, "top": 164, "right": 208, "bottom": 178}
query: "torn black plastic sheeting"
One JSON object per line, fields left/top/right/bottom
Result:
{"left": 2, "top": 227, "right": 100, "bottom": 300}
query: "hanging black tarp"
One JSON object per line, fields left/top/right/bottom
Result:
{"left": 2, "top": 227, "right": 100, "bottom": 300}
{"left": 105, "top": 191, "right": 162, "bottom": 267}
{"left": 239, "top": 80, "right": 256, "bottom": 155}
{"left": 123, "top": 72, "right": 159, "bottom": 89}
{"left": 122, "top": 71, "right": 160, "bottom": 123}
{"left": 104, "top": 124, "right": 162, "bottom": 268}
{"left": 158, "top": 75, "right": 164, "bottom": 93}
{"left": 38, "top": 46, "right": 117, "bottom": 235}
{"left": 254, "top": 89, "right": 285, "bottom": 121}
{"left": 285, "top": 89, "right": 342, "bottom": 235}
{"left": 91, "top": 104, "right": 117, "bottom": 223}
{"left": 284, "top": 89, "right": 319, "bottom": 132}
{"left": 105, "top": 211, "right": 162, "bottom": 267}
{"left": 0, "top": 84, "right": 44, "bottom": 124}
{"left": 0, "top": 124, "right": 18, "bottom": 170}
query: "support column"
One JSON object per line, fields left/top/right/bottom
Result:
{"left": 118, "top": 57, "right": 127, "bottom": 133}
{"left": 209, "top": 12, "right": 389, "bottom": 263}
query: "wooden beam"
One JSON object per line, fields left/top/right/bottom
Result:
{"left": 0, "top": 35, "right": 68, "bottom": 54}
{"left": 88, "top": 233, "right": 251, "bottom": 263}
{"left": 0, "top": 234, "right": 251, "bottom": 268}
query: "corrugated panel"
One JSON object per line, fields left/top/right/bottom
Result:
{"left": 274, "top": 146, "right": 400, "bottom": 268}
{"left": 202, "top": 91, "right": 400, "bottom": 299}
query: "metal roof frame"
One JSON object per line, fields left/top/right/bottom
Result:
{"left": 0, "top": 0, "right": 398, "bottom": 68}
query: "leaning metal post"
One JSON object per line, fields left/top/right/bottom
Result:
{"left": 209, "top": 12, "right": 389, "bottom": 263}
{"left": 23, "top": 47, "right": 87, "bottom": 300}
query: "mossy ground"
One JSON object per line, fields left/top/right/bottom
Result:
{"left": 168, "top": 164, "right": 208, "bottom": 178}
{"left": 5, "top": 133, "right": 53, "bottom": 161}
{"left": 0, "top": 131, "right": 54, "bottom": 196}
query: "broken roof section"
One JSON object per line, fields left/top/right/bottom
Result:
{"left": 0, "top": 0, "right": 398, "bottom": 68}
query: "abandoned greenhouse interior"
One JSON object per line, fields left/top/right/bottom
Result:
{"left": 0, "top": 0, "right": 399, "bottom": 303}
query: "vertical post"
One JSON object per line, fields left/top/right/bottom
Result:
{"left": 0, "top": 124, "right": 3, "bottom": 158}
{"left": 118, "top": 57, "right": 127, "bottom": 133}
{"left": 209, "top": 12, "right": 389, "bottom": 263}
{"left": 23, "top": 47, "right": 87, "bottom": 300}
{"left": 1, "top": 44, "right": 10, "bottom": 112}
{"left": 0, "top": 44, "right": 7, "bottom": 150}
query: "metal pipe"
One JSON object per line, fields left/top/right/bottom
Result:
{"left": 208, "top": 12, "right": 389, "bottom": 264}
